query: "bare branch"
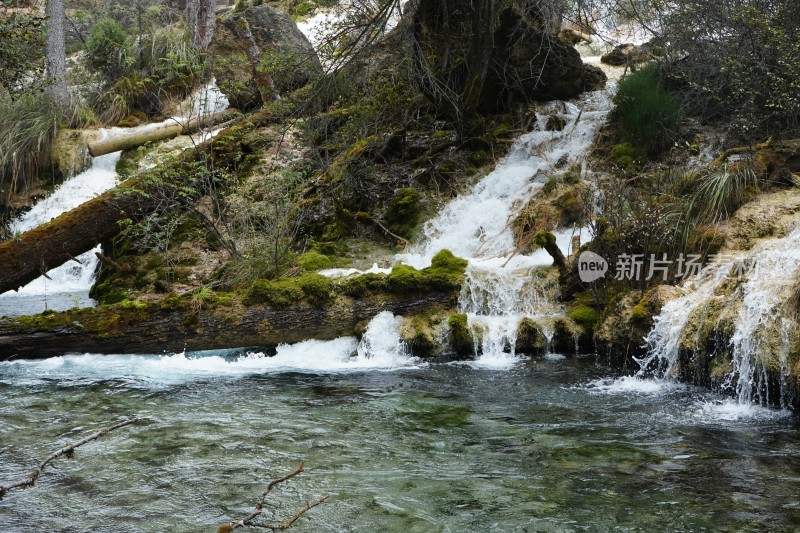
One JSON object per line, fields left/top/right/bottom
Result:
{"left": 221, "top": 462, "right": 328, "bottom": 531}
{"left": 0, "top": 418, "right": 140, "bottom": 500}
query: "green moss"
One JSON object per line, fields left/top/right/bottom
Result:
{"left": 516, "top": 318, "right": 546, "bottom": 355}
{"left": 297, "top": 250, "right": 334, "bottom": 271}
{"left": 400, "top": 315, "right": 438, "bottom": 357}
{"left": 387, "top": 265, "right": 425, "bottom": 293}
{"left": 338, "top": 273, "right": 389, "bottom": 297}
{"left": 533, "top": 230, "right": 557, "bottom": 248}
{"left": 610, "top": 142, "right": 646, "bottom": 174}
{"left": 630, "top": 301, "right": 648, "bottom": 322}
{"left": 567, "top": 305, "right": 600, "bottom": 332}
{"left": 554, "top": 189, "right": 585, "bottom": 225}
{"left": 244, "top": 278, "right": 303, "bottom": 307}
{"left": 298, "top": 273, "right": 334, "bottom": 304}
{"left": 448, "top": 313, "right": 474, "bottom": 356}
{"left": 384, "top": 188, "right": 421, "bottom": 239}
{"left": 422, "top": 249, "right": 468, "bottom": 290}
{"left": 119, "top": 299, "right": 149, "bottom": 310}
{"left": 160, "top": 292, "right": 186, "bottom": 311}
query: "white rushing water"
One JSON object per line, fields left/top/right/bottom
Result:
{"left": 0, "top": 311, "right": 418, "bottom": 386}
{"left": 632, "top": 227, "right": 800, "bottom": 407}
{"left": 0, "top": 81, "right": 230, "bottom": 312}
{"left": 395, "top": 88, "right": 613, "bottom": 367}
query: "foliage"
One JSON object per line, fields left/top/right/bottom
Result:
{"left": 611, "top": 64, "right": 681, "bottom": 156}
{"left": 86, "top": 18, "right": 132, "bottom": 80}
{"left": 0, "top": 3, "right": 45, "bottom": 94}
{"left": 0, "top": 91, "right": 61, "bottom": 192}
{"left": 662, "top": 1, "right": 800, "bottom": 135}
{"left": 692, "top": 165, "right": 760, "bottom": 223}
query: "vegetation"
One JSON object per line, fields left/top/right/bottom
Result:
{"left": 611, "top": 64, "right": 681, "bottom": 156}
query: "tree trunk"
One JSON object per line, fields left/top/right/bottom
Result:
{"left": 87, "top": 108, "right": 238, "bottom": 157}
{"left": 0, "top": 110, "right": 275, "bottom": 295}
{"left": 45, "top": 0, "right": 69, "bottom": 108}
{"left": 0, "top": 291, "right": 457, "bottom": 359}
{"left": 186, "top": 0, "right": 217, "bottom": 51}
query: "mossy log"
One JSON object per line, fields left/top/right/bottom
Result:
{"left": 0, "top": 290, "right": 457, "bottom": 360}
{"left": 0, "top": 109, "right": 276, "bottom": 295}
{"left": 87, "top": 108, "right": 240, "bottom": 157}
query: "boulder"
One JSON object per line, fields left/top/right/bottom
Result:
{"left": 600, "top": 42, "right": 655, "bottom": 67}
{"left": 210, "top": 5, "right": 322, "bottom": 110}
{"left": 482, "top": 8, "right": 607, "bottom": 111}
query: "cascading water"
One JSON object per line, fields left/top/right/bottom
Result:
{"left": 394, "top": 88, "right": 614, "bottom": 366}
{"left": 0, "top": 81, "right": 230, "bottom": 316}
{"left": 636, "top": 227, "right": 800, "bottom": 408}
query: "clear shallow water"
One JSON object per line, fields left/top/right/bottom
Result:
{"left": 1, "top": 354, "right": 799, "bottom": 532}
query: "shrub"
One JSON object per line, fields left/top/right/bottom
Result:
{"left": 692, "top": 165, "right": 760, "bottom": 222}
{"left": 0, "top": 91, "right": 61, "bottom": 192}
{"left": 86, "top": 18, "right": 131, "bottom": 80}
{"left": 611, "top": 64, "right": 681, "bottom": 156}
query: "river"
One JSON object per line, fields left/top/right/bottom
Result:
{"left": 1, "top": 351, "right": 798, "bottom": 531}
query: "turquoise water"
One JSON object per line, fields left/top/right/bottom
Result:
{"left": 1, "top": 352, "right": 799, "bottom": 532}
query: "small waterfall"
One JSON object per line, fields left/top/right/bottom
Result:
{"left": 639, "top": 227, "right": 800, "bottom": 407}
{"left": 0, "top": 80, "right": 230, "bottom": 315}
{"left": 396, "top": 87, "right": 614, "bottom": 365}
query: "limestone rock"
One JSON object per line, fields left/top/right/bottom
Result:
{"left": 210, "top": 5, "right": 322, "bottom": 110}
{"left": 600, "top": 42, "right": 655, "bottom": 66}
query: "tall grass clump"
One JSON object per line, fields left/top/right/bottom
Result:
{"left": 0, "top": 91, "right": 62, "bottom": 193}
{"left": 611, "top": 63, "right": 682, "bottom": 156}
{"left": 693, "top": 165, "right": 760, "bottom": 222}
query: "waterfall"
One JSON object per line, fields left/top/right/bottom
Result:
{"left": 393, "top": 87, "right": 614, "bottom": 365}
{"left": 0, "top": 81, "right": 229, "bottom": 315}
{"left": 638, "top": 227, "right": 800, "bottom": 407}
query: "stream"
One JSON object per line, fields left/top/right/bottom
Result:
{"left": 1, "top": 350, "right": 799, "bottom": 531}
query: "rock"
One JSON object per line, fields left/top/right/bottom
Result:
{"left": 52, "top": 129, "right": 92, "bottom": 178}
{"left": 515, "top": 318, "right": 547, "bottom": 355}
{"left": 399, "top": 315, "right": 441, "bottom": 358}
{"left": 600, "top": 42, "right": 654, "bottom": 66}
{"left": 594, "top": 285, "right": 681, "bottom": 365}
{"left": 210, "top": 5, "right": 322, "bottom": 110}
{"left": 483, "top": 10, "right": 606, "bottom": 109}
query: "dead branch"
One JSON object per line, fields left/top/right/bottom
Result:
{"left": 220, "top": 462, "right": 328, "bottom": 531}
{"left": 0, "top": 418, "right": 140, "bottom": 500}
{"left": 95, "top": 252, "right": 132, "bottom": 273}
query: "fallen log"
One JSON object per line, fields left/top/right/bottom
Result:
{"left": 0, "top": 290, "right": 457, "bottom": 359}
{"left": 0, "top": 110, "right": 275, "bottom": 295}
{"left": 86, "top": 108, "right": 240, "bottom": 157}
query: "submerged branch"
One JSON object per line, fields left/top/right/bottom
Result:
{"left": 0, "top": 418, "right": 140, "bottom": 500}
{"left": 220, "top": 462, "right": 328, "bottom": 531}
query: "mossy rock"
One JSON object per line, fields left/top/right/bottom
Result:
{"left": 448, "top": 313, "right": 474, "bottom": 356}
{"left": 244, "top": 278, "right": 303, "bottom": 307}
{"left": 338, "top": 273, "right": 389, "bottom": 297}
{"left": 399, "top": 315, "right": 439, "bottom": 357}
{"left": 567, "top": 305, "right": 600, "bottom": 333}
{"left": 515, "top": 318, "right": 547, "bottom": 355}
{"left": 298, "top": 273, "right": 333, "bottom": 305}
{"left": 422, "top": 249, "right": 468, "bottom": 290}
{"left": 384, "top": 188, "right": 421, "bottom": 239}
{"left": 297, "top": 250, "right": 334, "bottom": 271}
{"left": 388, "top": 265, "right": 426, "bottom": 293}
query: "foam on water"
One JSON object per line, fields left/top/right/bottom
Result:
{"left": 586, "top": 376, "right": 682, "bottom": 395}
{"left": 0, "top": 312, "right": 419, "bottom": 385}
